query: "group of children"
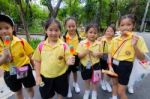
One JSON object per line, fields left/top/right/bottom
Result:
{"left": 0, "top": 13, "right": 149, "bottom": 99}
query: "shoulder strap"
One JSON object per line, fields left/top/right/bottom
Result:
{"left": 103, "top": 41, "right": 106, "bottom": 53}
{"left": 113, "top": 40, "right": 128, "bottom": 57}
{"left": 38, "top": 41, "right": 44, "bottom": 53}
{"left": 19, "top": 38, "right": 24, "bottom": 47}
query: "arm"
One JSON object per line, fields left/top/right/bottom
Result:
{"left": 34, "top": 60, "right": 42, "bottom": 85}
{"left": 132, "top": 35, "right": 145, "bottom": 60}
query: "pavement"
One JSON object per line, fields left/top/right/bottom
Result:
{"left": 0, "top": 32, "right": 150, "bottom": 99}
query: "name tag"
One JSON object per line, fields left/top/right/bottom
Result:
{"left": 113, "top": 59, "right": 120, "bottom": 66}
{"left": 86, "top": 60, "right": 92, "bottom": 69}
{"left": 17, "top": 66, "right": 29, "bottom": 79}
{"left": 9, "top": 66, "right": 17, "bottom": 75}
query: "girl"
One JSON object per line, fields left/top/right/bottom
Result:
{"left": 99, "top": 25, "right": 115, "bottom": 92}
{"left": 32, "top": 18, "right": 75, "bottom": 99}
{"left": 108, "top": 14, "right": 149, "bottom": 99}
{"left": 77, "top": 23, "right": 102, "bottom": 99}
{"left": 0, "top": 14, "right": 35, "bottom": 99}
{"left": 63, "top": 17, "right": 81, "bottom": 98}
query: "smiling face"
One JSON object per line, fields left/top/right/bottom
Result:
{"left": 45, "top": 22, "right": 61, "bottom": 42}
{"left": 65, "top": 19, "right": 77, "bottom": 35}
{"left": 105, "top": 27, "right": 115, "bottom": 38}
{"left": 119, "top": 18, "right": 135, "bottom": 35}
{"left": 0, "top": 21, "right": 14, "bottom": 40}
{"left": 87, "top": 27, "right": 98, "bottom": 42}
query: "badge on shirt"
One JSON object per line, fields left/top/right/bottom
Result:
{"left": 125, "top": 51, "right": 131, "bottom": 56}
{"left": 58, "top": 56, "right": 64, "bottom": 60}
{"left": 19, "top": 53, "right": 25, "bottom": 57}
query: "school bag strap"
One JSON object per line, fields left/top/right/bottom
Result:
{"left": 38, "top": 41, "right": 67, "bottom": 53}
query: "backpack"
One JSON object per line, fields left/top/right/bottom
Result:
{"left": 63, "top": 30, "right": 82, "bottom": 42}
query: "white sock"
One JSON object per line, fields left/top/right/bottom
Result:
{"left": 112, "top": 95, "right": 118, "bottom": 99}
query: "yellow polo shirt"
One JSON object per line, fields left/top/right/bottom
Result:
{"left": 0, "top": 36, "right": 33, "bottom": 71}
{"left": 62, "top": 33, "right": 80, "bottom": 55}
{"left": 109, "top": 33, "right": 148, "bottom": 62}
{"left": 76, "top": 39, "right": 102, "bottom": 67}
{"left": 32, "top": 39, "right": 71, "bottom": 78}
{"left": 101, "top": 37, "right": 112, "bottom": 53}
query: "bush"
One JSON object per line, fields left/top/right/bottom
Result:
{"left": 29, "top": 38, "right": 41, "bottom": 49}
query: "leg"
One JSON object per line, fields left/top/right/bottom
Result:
{"left": 57, "top": 94, "right": 63, "bottom": 99}
{"left": 118, "top": 84, "right": 128, "bottom": 99}
{"left": 15, "top": 89, "right": 24, "bottom": 99}
{"left": 111, "top": 78, "right": 118, "bottom": 99}
{"left": 83, "top": 80, "right": 90, "bottom": 99}
{"left": 26, "top": 87, "right": 34, "bottom": 99}
{"left": 73, "top": 72, "right": 77, "bottom": 82}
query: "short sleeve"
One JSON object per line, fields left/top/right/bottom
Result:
{"left": 136, "top": 36, "right": 149, "bottom": 53}
{"left": 32, "top": 44, "right": 41, "bottom": 61}
{"left": 21, "top": 38, "right": 34, "bottom": 55}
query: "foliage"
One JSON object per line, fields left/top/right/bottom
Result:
{"left": 29, "top": 38, "right": 41, "bottom": 49}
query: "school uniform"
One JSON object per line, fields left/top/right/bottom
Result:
{"left": 76, "top": 39, "right": 102, "bottom": 80}
{"left": 109, "top": 32, "right": 148, "bottom": 85}
{"left": 100, "top": 37, "right": 112, "bottom": 70}
{"left": 0, "top": 36, "right": 35, "bottom": 92}
{"left": 63, "top": 33, "right": 80, "bottom": 73}
{"left": 32, "top": 39, "right": 72, "bottom": 99}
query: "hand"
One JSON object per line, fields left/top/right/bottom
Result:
{"left": 2, "top": 47, "right": 12, "bottom": 62}
{"left": 131, "top": 35, "right": 139, "bottom": 46}
{"left": 36, "top": 75, "right": 42, "bottom": 86}
{"left": 67, "top": 56, "right": 75, "bottom": 65}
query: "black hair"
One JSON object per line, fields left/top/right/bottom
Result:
{"left": 118, "top": 14, "right": 136, "bottom": 26}
{"left": 85, "top": 23, "right": 99, "bottom": 33}
{"left": 63, "top": 17, "right": 81, "bottom": 42}
{"left": 104, "top": 24, "right": 116, "bottom": 34}
{"left": 44, "top": 18, "right": 61, "bottom": 40}
{"left": 0, "top": 14, "right": 16, "bottom": 36}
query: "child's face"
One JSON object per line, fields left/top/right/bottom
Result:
{"left": 87, "top": 27, "right": 98, "bottom": 42}
{"left": 105, "top": 27, "right": 114, "bottom": 38}
{"left": 119, "top": 18, "right": 134, "bottom": 34}
{"left": 45, "top": 22, "right": 60, "bottom": 41}
{"left": 0, "top": 22, "right": 13, "bottom": 39}
{"left": 66, "top": 19, "right": 76, "bottom": 34}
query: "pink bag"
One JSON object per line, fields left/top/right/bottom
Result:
{"left": 91, "top": 70, "right": 101, "bottom": 83}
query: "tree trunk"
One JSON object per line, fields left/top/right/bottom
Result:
{"left": 47, "top": 0, "right": 62, "bottom": 18}
{"left": 15, "top": 0, "right": 31, "bottom": 42}
{"left": 140, "top": 0, "right": 150, "bottom": 32}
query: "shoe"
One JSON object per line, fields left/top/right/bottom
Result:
{"left": 128, "top": 86, "right": 134, "bottom": 94}
{"left": 109, "top": 96, "right": 118, "bottom": 99}
{"left": 73, "top": 82, "right": 80, "bottom": 93}
{"left": 83, "top": 90, "right": 90, "bottom": 99}
{"left": 91, "top": 91, "right": 97, "bottom": 99}
{"left": 67, "top": 86, "right": 72, "bottom": 98}
{"left": 105, "top": 81, "right": 112, "bottom": 92}
{"left": 101, "top": 80, "right": 106, "bottom": 91}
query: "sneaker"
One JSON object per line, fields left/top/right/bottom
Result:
{"left": 91, "top": 91, "right": 97, "bottom": 99}
{"left": 83, "top": 90, "right": 90, "bottom": 99}
{"left": 128, "top": 86, "right": 134, "bottom": 94}
{"left": 101, "top": 80, "right": 106, "bottom": 91}
{"left": 109, "top": 96, "right": 118, "bottom": 99}
{"left": 67, "top": 86, "right": 72, "bottom": 98}
{"left": 73, "top": 82, "right": 80, "bottom": 93}
{"left": 105, "top": 81, "right": 112, "bottom": 92}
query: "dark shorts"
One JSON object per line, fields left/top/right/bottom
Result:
{"left": 67, "top": 55, "right": 80, "bottom": 74}
{"left": 100, "top": 58, "right": 108, "bottom": 70}
{"left": 4, "top": 64, "right": 36, "bottom": 92}
{"left": 39, "top": 72, "right": 69, "bottom": 99}
{"left": 81, "top": 63, "right": 100, "bottom": 80}
{"left": 112, "top": 60, "right": 133, "bottom": 85}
